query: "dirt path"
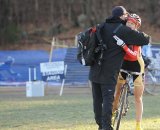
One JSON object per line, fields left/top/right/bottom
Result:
{"left": 0, "top": 86, "right": 92, "bottom": 99}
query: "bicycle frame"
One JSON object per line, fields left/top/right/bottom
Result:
{"left": 113, "top": 69, "right": 141, "bottom": 130}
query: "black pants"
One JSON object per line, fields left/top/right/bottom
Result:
{"left": 91, "top": 82, "right": 115, "bottom": 130}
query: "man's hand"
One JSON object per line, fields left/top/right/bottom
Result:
{"left": 113, "top": 35, "right": 125, "bottom": 47}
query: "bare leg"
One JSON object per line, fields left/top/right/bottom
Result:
{"left": 134, "top": 84, "right": 144, "bottom": 130}
{"left": 134, "top": 85, "right": 144, "bottom": 122}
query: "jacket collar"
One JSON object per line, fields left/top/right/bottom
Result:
{"left": 105, "top": 16, "right": 126, "bottom": 25}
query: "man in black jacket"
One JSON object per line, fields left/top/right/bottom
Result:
{"left": 89, "top": 6, "right": 150, "bottom": 130}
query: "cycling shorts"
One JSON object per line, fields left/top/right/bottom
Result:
{"left": 118, "top": 56, "right": 144, "bottom": 87}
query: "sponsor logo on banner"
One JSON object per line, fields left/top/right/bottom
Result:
{"left": 40, "top": 61, "right": 65, "bottom": 81}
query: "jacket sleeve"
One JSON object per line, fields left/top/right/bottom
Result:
{"left": 122, "top": 45, "right": 138, "bottom": 59}
{"left": 117, "top": 26, "right": 151, "bottom": 46}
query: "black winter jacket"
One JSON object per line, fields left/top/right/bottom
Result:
{"left": 89, "top": 17, "right": 150, "bottom": 85}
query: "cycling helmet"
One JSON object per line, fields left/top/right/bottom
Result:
{"left": 127, "top": 13, "right": 141, "bottom": 28}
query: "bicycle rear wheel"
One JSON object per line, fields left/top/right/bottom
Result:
{"left": 145, "top": 71, "right": 159, "bottom": 95}
{"left": 114, "top": 85, "right": 128, "bottom": 130}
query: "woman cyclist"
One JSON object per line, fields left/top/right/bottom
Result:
{"left": 112, "top": 14, "right": 145, "bottom": 130}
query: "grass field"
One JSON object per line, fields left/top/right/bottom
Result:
{"left": 0, "top": 87, "right": 160, "bottom": 130}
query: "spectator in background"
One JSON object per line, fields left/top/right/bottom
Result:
{"left": 0, "top": 56, "right": 21, "bottom": 81}
{"left": 142, "top": 44, "right": 152, "bottom": 58}
{"left": 142, "top": 45, "right": 152, "bottom": 68}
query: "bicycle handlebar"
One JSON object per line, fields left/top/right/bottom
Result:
{"left": 120, "top": 69, "right": 142, "bottom": 75}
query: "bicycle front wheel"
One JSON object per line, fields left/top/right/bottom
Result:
{"left": 115, "top": 85, "right": 128, "bottom": 130}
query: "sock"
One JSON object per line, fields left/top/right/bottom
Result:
{"left": 136, "top": 122, "right": 141, "bottom": 127}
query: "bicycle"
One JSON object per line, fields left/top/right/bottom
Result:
{"left": 112, "top": 69, "right": 141, "bottom": 130}
{"left": 144, "top": 67, "right": 160, "bottom": 95}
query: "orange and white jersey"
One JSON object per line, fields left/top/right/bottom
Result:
{"left": 123, "top": 45, "right": 141, "bottom": 61}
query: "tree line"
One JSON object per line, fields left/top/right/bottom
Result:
{"left": 0, "top": 0, "right": 160, "bottom": 45}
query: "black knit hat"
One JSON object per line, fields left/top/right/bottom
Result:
{"left": 112, "top": 6, "right": 128, "bottom": 17}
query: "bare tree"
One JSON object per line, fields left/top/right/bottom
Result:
{"left": 0, "top": 0, "right": 10, "bottom": 44}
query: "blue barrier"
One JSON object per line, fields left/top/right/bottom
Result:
{"left": 0, "top": 49, "right": 67, "bottom": 85}
{"left": 0, "top": 44, "right": 160, "bottom": 86}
